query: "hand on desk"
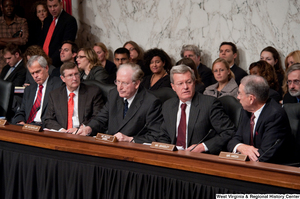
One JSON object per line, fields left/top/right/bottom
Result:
{"left": 17, "top": 121, "right": 25, "bottom": 125}
{"left": 237, "top": 144, "right": 260, "bottom": 161}
{"left": 186, "top": 143, "right": 205, "bottom": 153}
{"left": 75, "top": 126, "right": 92, "bottom": 136}
{"left": 65, "top": 128, "right": 78, "bottom": 134}
{"left": 114, "top": 132, "right": 133, "bottom": 142}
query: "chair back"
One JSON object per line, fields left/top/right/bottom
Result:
{"left": 149, "top": 87, "right": 177, "bottom": 104}
{"left": 219, "top": 95, "right": 242, "bottom": 128}
{"left": 82, "top": 80, "right": 116, "bottom": 102}
{"left": 0, "top": 79, "right": 14, "bottom": 119}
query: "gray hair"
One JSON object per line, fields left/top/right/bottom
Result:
{"left": 27, "top": 55, "right": 48, "bottom": 69}
{"left": 118, "top": 62, "right": 144, "bottom": 82}
{"left": 241, "top": 75, "right": 269, "bottom": 103}
{"left": 170, "top": 64, "right": 196, "bottom": 84}
{"left": 180, "top": 44, "right": 201, "bottom": 58}
{"left": 286, "top": 63, "right": 300, "bottom": 76}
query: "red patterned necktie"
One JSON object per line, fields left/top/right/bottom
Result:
{"left": 250, "top": 113, "right": 255, "bottom": 146}
{"left": 67, "top": 93, "right": 75, "bottom": 129}
{"left": 27, "top": 85, "right": 43, "bottom": 123}
{"left": 176, "top": 103, "right": 187, "bottom": 148}
{"left": 43, "top": 17, "right": 57, "bottom": 55}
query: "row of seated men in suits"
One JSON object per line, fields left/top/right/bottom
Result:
{"left": 9, "top": 52, "right": 298, "bottom": 164}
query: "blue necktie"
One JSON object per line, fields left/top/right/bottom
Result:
{"left": 123, "top": 99, "right": 128, "bottom": 118}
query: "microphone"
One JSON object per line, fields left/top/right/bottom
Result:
{"left": 190, "top": 129, "right": 213, "bottom": 152}
{"left": 130, "top": 122, "right": 149, "bottom": 143}
{"left": 257, "top": 139, "right": 281, "bottom": 162}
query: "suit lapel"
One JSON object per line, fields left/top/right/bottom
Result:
{"left": 7, "top": 60, "right": 23, "bottom": 80}
{"left": 117, "top": 89, "right": 144, "bottom": 132}
{"left": 41, "top": 76, "right": 52, "bottom": 115}
{"left": 170, "top": 99, "right": 179, "bottom": 144}
{"left": 60, "top": 87, "right": 68, "bottom": 128}
{"left": 78, "top": 84, "right": 87, "bottom": 124}
{"left": 187, "top": 93, "right": 200, "bottom": 145}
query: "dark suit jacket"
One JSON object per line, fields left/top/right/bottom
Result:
{"left": 44, "top": 83, "right": 104, "bottom": 130}
{"left": 80, "top": 66, "right": 109, "bottom": 84}
{"left": 197, "top": 63, "right": 216, "bottom": 88}
{"left": 283, "top": 92, "right": 298, "bottom": 104}
{"left": 161, "top": 92, "right": 235, "bottom": 154}
{"left": 227, "top": 98, "right": 290, "bottom": 162}
{"left": 87, "top": 87, "right": 169, "bottom": 143}
{"left": 39, "top": 10, "right": 78, "bottom": 67}
{"left": 0, "top": 60, "right": 26, "bottom": 86}
{"left": 231, "top": 64, "right": 248, "bottom": 85}
{"left": 12, "top": 75, "right": 63, "bottom": 124}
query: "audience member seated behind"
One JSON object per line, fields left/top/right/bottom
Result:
{"left": 113, "top": 47, "right": 130, "bottom": 69}
{"left": 28, "top": 1, "right": 48, "bottom": 46}
{"left": 160, "top": 64, "right": 235, "bottom": 154}
{"left": 249, "top": 60, "right": 281, "bottom": 103}
{"left": 60, "top": 40, "right": 78, "bottom": 64}
{"left": 12, "top": 55, "right": 63, "bottom": 125}
{"left": 0, "top": 43, "right": 26, "bottom": 86}
{"left": 0, "top": 0, "right": 29, "bottom": 71}
{"left": 77, "top": 48, "right": 109, "bottom": 84}
{"left": 180, "top": 44, "right": 215, "bottom": 87}
{"left": 124, "top": 41, "right": 150, "bottom": 76}
{"left": 219, "top": 42, "right": 247, "bottom": 85}
{"left": 285, "top": 50, "right": 300, "bottom": 69}
{"left": 140, "top": 48, "right": 172, "bottom": 91}
{"left": 227, "top": 75, "right": 290, "bottom": 163}
{"left": 44, "top": 62, "right": 104, "bottom": 133}
{"left": 176, "top": 58, "right": 205, "bottom": 93}
{"left": 282, "top": 50, "right": 300, "bottom": 96}
{"left": 93, "top": 42, "right": 117, "bottom": 77}
{"left": 260, "top": 46, "right": 285, "bottom": 96}
{"left": 23, "top": 45, "right": 55, "bottom": 86}
{"left": 204, "top": 58, "right": 238, "bottom": 98}
{"left": 283, "top": 63, "right": 300, "bottom": 104}
{"left": 76, "top": 63, "right": 169, "bottom": 144}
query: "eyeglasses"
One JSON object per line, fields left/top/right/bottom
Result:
{"left": 64, "top": 73, "right": 80, "bottom": 79}
{"left": 77, "top": 56, "right": 86, "bottom": 59}
{"left": 128, "top": 48, "right": 136, "bottom": 52}
{"left": 287, "top": 80, "right": 300, "bottom": 86}
{"left": 114, "top": 80, "right": 135, "bottom": 87}
{"left": 59, "top": 48, "right": 70, "bottom": 53}
{"left": 174, "top": 80, "right": 194, "bottom": 87}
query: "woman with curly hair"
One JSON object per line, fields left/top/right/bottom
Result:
{"left": 23, "top": 45, "right": 55, "bottom": 86}
{"left": 76, "top": 48, "right": 108, "bottom": 84}
{"left": 249, "top": 60, "right": 281, "bottom": 102}
{"left": 140, "top": 48, "right": 172, "bottom": 91}
{"left": 204, "top": 58, "right": 238, "bottom": 98}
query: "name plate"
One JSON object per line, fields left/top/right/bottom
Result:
{"left": 95, "top": 133, "right": 118, "bottom": 142}
{"left": 219, "top": 151, "right": 247, "bottom": 161}
{"left": 0, "top": 119, "right": 8, "bottom": 126}
{"left": 22, "top": 124, "right": 42, "bottom": 132}
{"left": 150, "top": 142, "right": 177, "bottom": 151}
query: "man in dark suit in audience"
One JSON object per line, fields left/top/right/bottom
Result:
{"left": 60, "top": 40, "right": 78, "bottom": 64}
{"left": 227, "top": 75, "right": 290, "bottom": 162}
{"left": 12, "top": 55, "right": 63, "bottom": 125}
{"left": 219, "top": 42, "right": 248, "bottom": 85}
{"left": 283, "top": 63, "right": 300, "bottom": 104}
{"left": 0, "top": 43, "right": 26, "bottom": 86}
{"left": 39, "top": 0, "right": 78, "bottom": 68}
{"left": 161, "top": 64, "right": 235, "bottom": 154}
{"left": 76, "top": 63, "right": 169, "bottom": 143}
{"left": 114, "top": 48, "right": 130, "bottom": 69}
{"left": 44, "top": 62, "right": 104, "bottom": 133}
{"left": 180, "top": 44, "right": 215, "bottom": 87}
